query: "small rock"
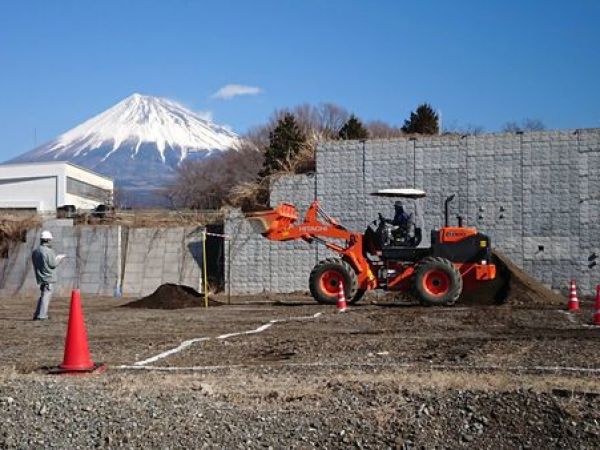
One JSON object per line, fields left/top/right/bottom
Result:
{"left": 199, "top": 383, "right": 214, "bottom": 396}
{"left": 462, "top": 434, "right": 474, "bottom": 442}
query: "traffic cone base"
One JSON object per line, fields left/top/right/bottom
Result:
{"left": 48, "top": 362, "right": 106, "bottom": 375}
{"left": 49, "top": 289, "right": 104, "bottom": 375}
{"left": 567, "top": 279, "right": 579, "bottom": 312}
{"left": 336, "top": 281, "right": 348, "bottom": 313}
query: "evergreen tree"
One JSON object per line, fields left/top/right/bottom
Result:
{"left": 338, "top": 114, "right": 369, "bottom": 140}
{"left": 401, "top": 103, "right": 439, "bottom": 135}
{"left": 260, "top": 113, "right": 306, "bottom": 177}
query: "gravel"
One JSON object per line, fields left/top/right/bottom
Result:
{"left": 1, "top": 371, "right": 599, "bottom": 449}
{"left": 2, "top": 294, "right": 599, "bottom": 448}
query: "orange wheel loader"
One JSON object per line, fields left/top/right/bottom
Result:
{"left": 246, "top": 189, "right": 497, "bottom": 306}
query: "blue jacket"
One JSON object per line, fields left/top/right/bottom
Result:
{"left": 32, "top": 243, "right": 58, "bottom": 284}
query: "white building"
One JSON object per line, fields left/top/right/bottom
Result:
{"left": 0, "top": 161, "right": 113, "bottom": 213}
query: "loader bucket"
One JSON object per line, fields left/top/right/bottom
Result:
{"left": 245, "top": 203, "right": 299, "bottom": 236}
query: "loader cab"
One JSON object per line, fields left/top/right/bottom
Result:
{"left": 365, "top": 188, "right": 427, "bottom": 255}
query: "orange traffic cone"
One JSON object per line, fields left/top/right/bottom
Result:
{"left": 593, "top": 285, "right": 600, "bottom": 326}
{"left": 51, "top": 290, "right": 104, "bottom": 374}
{"left": 567, "top": 279, "right": 579, "bottom": 312}
{"left": 336, "top": 280, "right": 347, "bottom": 313}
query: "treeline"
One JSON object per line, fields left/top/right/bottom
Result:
{"left": 166, "top": 102, "right": 544, "bottom": 210}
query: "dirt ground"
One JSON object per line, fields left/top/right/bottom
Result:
{"left": 1, "top": 293, "right": 599, "bottom": 448}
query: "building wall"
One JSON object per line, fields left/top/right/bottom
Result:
{"left": 0, "top": 177, "right": 57, "bottom": 210}
{"left": 0, "top": 162, "right": 113, "bottom": 212}
{"left": 224, "top": 128, "right": 600, "bottom": 295}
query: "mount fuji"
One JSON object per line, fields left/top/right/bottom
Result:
{"left": 11, "top": 93, "right": 240, "bottom": 203}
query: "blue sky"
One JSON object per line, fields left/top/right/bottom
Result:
{"left": 1, "top": 0, "right": 599, "bottom": 160}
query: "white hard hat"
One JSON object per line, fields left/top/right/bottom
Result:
{"left": 40, "top": 230, "right": 53, "bottom": 240}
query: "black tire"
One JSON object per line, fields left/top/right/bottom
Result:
{"left": 309, "top": 258, "right": 361, "bottom": 305}
{"left": 414, "top": 257, "right": 462, "bottom": 306}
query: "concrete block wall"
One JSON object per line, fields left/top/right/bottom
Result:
{"left": 225, "top": 175, "right": 318, "bottom": 294}
{"left": 0, "top": 223, "right": 205, "bottom": 299}
{"left": 225, "top": 128, "right": 600, "bottom": 295}
{"left": 0, "top": 221, "right": 121, "bottom": 298}
{"left": 121, "top": 227, "right": 204, "bottom": 297}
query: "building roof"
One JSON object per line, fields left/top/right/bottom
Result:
{"left": 0, "top": 160, "right": 113, "bottom": 182}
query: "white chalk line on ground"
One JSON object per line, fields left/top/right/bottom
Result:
{"left": 125, "top": 312, "right": 322, "bottom": 367}
{"left": 557, "top": 310, "right": 600, "bottom": 328}
{"left": 115, "top": 361, "right": 600, "bottom": 375}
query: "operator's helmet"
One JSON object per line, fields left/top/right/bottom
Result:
{"left": 40, "top": 230, "right": 53, "bottom": 241}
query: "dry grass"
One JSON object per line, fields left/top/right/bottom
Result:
{"left": 74, "top": 209, "right": 224, "bottom": 228}
{"left": 96, "top": 366, "right": 600, "bottom": 409}
{"left": 0, "top": 214, "right": 40, "bottom": 257}
{"left": 228, "top": 178, "right": 271, "bottom": 212}
{"left": 331, "top": 368, "right": 600, "bottom": 396}
{"left": 227, "top": 143, "right": 317, "bottom": 212}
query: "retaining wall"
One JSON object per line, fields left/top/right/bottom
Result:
{"left": 0, "top": 222, "right": 204, "bottom": 298}
{"left": 225, "top": 128, "right": 600, "bottom": 295}
{"left": 122, "top": 227, "right": 204, "bottom": 297}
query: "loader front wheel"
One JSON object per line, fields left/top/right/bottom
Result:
{"left": 309, "top": 258, "right": 361, "bottom": 305}
{"left": 414, "top": 257, "right": 462, "bottom": 306}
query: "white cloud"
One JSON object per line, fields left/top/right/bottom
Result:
{"left": 211, "top": 84, "right": 263, "bottom": 100}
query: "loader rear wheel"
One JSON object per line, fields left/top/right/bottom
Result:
{"left": 414, "top": 257, "right": 462, "bottom": 306}
{"left": 309, "top": 258, "right": 361, "bottom": 305}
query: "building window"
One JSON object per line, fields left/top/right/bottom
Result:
{"left": 66, "top": 177, "right": 111, "bottom": 203}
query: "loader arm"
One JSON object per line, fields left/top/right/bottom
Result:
{"left": 247, "top": 201, "right": 377, "bottom": 289}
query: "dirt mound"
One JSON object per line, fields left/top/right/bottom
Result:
{"left": 494, "top": 250, "right": 565, "bottom": 306}
{"left": 461, "top": 251, "right": 565, "bottom": 307}
{"left": 123, "top": 284, "right": 221, "bottom": 310}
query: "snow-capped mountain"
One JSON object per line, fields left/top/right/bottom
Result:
{"left": 11, "top": 93, "right": 240, "bottom": 202}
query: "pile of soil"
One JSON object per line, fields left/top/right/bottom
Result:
{"left": 461, "top": 250, "right": 565, "bottom": 307}
{"left": 123, "top": 283, "right": 221, "bottom": 310}
{"left": 493, "top": 250, "right": 566, "bottom": 306}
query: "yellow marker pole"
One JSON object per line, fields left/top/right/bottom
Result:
{"left": 202, "top": 230, "right": 208, "bottom": 308}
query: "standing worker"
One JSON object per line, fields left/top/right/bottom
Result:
{"left": 32, "top": 230, "right": 65, "bottom": 321}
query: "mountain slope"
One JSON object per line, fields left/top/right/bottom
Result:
{"left": 11, "top": 93, "right": 240, "bottom": 196}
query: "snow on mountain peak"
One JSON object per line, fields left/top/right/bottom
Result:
{"left": 36, "top": 93, "right": 239, "bottom": 162}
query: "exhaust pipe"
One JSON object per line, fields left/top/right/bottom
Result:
{"left": 444, "top": 194, "right": 456, "bottom": 227}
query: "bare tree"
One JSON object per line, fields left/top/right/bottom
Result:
{"left": 112, "top": 186, "right": 130, "bottom": 209}
{"left": 366, "top": 121, "right": 405, "bottom": 139}
{"left": 444, "top": 121, "right": 485, "bottom": 136}
{"left": 166, "top": 143, "right": 263, "bottom": 209}
{"left": 521, "top": 118, "right": 545, "bottom": 131}
{"left": 318, "top": 103, "right": 350, "bottom": 139}
{"left": 502, "top": 118, "right": 546, "bottom": 132}
{"left": 267, "top": 102, "right": 350, "bottom": 142}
